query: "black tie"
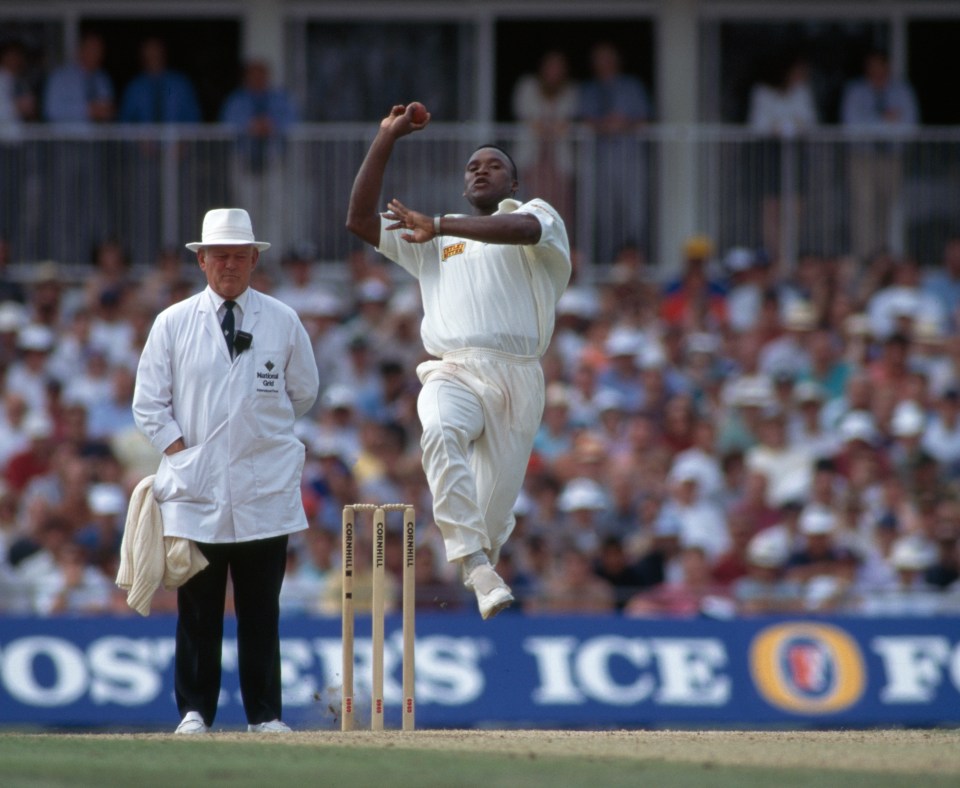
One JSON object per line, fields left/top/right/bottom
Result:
{"left": 153, "top": 77, "right": 164, "bottom": 122}
{"left": 221, "top": 300, "right": 236, "bottom": 358}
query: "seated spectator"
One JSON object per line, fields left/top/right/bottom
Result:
{"left": 868, "top": 258, "right": 946, "bottom": 341}
{"left": 527, "top": 545, "right": 616, "bottom": 614}
{"left": 832, "top": 410, "right": 888, "bottom": 481}
{"left": 798, "top": 326, "right": 852, "bottom": 402}
{"left": 758, "top": 301, "right": 816, "bottom": 379}
{"left": 31, "top": 540, "right": 112, "bottom": 616}
{"left": 661, "top": 236, "right": 727, "bottom": 331}
{"left": 61, "top": 349, "right": 112, "bottom": 412}
{"left": 7, "top": 324, "right": 55, "bottom": 414}
{"left": 669, "top": 418, "right": 724, "bottom": 506}
{"left": 533, "top": 383, "right": 575, "bottom": 465}
{"left": 4, "top": 411, "right": 55, "bottom": 494}
{"left": 661, "top": 462, "right": 730, "bottom": 561}
{"left": 711, "top": 514, "right": 754, "bottom": 588}
{"left": 858, "top": 536, "right": 942, "bottom": 616}
{"left": 279, "top": 539, "right": 328, "bottom": 617}
{"left": 413, "top": 541, "right": 467, "bottom": 613}
{"left": 494, "top": 546, "right": 539, "bottom": 613}
{"left": 786, "top": 506, "right": 858, "bottom": 611}
{"left": 598, "top": 464, "right": 645, "bottom": 539}
{"left": 717, "top": 366, "right": 774, "bottom": 454}
{"left": 854, "top": 512, "right": 902, "bottom": 595}
{"left": 724, "top": 247, "right": 769, "bottom": 334}
{"left": 788, "top": 380, "right": 838, "bottom": 458}
{"left": 922, "top": 236, "right": 960, "bottom": 331}
{"left": 86, "top": 366, "right": 137, "bottom": 441}
{"left": 318, "top": 531, "right": 397, "bottom": 616}
{"left": 745, "top": 406, "right": 815, "bottom": 508}
{"left": 593, "top": 535, "right": 654, "bottom": 612}
{"left": 867, "top": 332, "right": 915, "bottom": 402}
{"left": 556, "top": 476, "right": 609, "bottom": 555}
{"left": 596, "top": 328, "right": 646, "bottom": 414}
{"left": 0, "top": 392, "right": 29, "bottom": 469}
{"left": 74, "top": 482, "right": 125, "bottom": 568}
{"left": 733, "top": 528, "right": 804, "bottom": 614}
{"left": 727, "top": 470, "right": 781, "bottom": 533}
{"left": 272, "top": 245, "right": 322, "bottom": 316}
{"left": 922, "top": 388, "right": 960, "bottom": 475}
{"left": 624, "top": 541, "right": 735, "bottom": 618}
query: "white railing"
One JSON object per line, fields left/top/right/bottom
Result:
{"left": 1, "top": 123, "right": 959, "bottom": 271}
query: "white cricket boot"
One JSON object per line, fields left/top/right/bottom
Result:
{"left": 464, "top": 562, "right": 514, "bottom": 620}
{"left": 175, "top": 711, "right": 209, "bottom": 734}
{"left": 247, "top": 719, "right": 292, "bottom": 733}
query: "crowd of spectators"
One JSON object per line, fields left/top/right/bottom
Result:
{"left": 0, "top": 228, "right": 958, "bottom": 620}
{"left": 0, "top": 30, "right": 953, "bottom": 620}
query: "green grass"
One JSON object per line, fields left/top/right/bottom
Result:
{"left": 1, "top": 735, "right": 958, "bottom": 788}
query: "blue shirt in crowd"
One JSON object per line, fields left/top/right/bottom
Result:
{"left": 43, "top": 64, "right": 113, "bottom": 124}
{"left": 119, "top": 72, "right": 201, "bottom": 123}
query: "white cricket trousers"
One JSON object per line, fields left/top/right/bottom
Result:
{"left": 416, "top": 348, "right": 545, "bottom": 563}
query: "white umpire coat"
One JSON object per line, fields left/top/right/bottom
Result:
{"left": 133, "top": 286, "right": 319, "bottom": 543}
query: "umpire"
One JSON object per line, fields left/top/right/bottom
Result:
{"left": 133, "top": 208, "right": 319, "bottom": 733}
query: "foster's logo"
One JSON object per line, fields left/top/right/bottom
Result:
{"left": 750, "top": 622, "right": 866, "bottom": 714}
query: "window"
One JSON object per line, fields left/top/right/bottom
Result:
{"left": 494, "top": 18, "right": 654, "bottom": 122}
{"left": 301, "top": 21, "right": 473, "bottom": 122}
{"left": 703, "top": 19, "right": 889, "bottom": 124}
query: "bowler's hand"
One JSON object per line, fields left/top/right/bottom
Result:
{"left": 379, "top": 104, "right": 431, "bottom": 138}
{"left": 383, "top": 198, "right": 434, "bottom": 243}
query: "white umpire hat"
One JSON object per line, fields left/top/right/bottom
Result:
{"left": 186, "top": 208, "right": 270, "bottom": 251}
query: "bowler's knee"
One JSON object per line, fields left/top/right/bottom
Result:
{"left": 420, "top": 416, "right": 470, "bottom": 455}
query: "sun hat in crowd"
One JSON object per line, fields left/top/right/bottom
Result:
{"left": 297, "top": 291, "right": 342, "bottom": 319}
{"left": 0, "top": 302, "right": 27, "bottom": 333}
{"left": 23, "top": 411, "right": 53, "bottom": 440}
{"left": 88, "top": 483, "right": 127, "bottom": 517}
{"left": 17, "top": 324, "right": 55, "bottom": 353}
{"left": 604, "top": 327, "right": 643, "bottom": 357}
{"left": 793, "top": 380, "right": 825, "bottom": 404}
{"left": 558, "top": 477, "right": 608, "bottom": 512}
{"left": 891, "top": 400, "right": 926, "bottom": 438}
{"left": 686, "top": 332, "right": 720, "bottom": 355}
{"left": 683, "top": 235, "right": 714, "bottom": 260}
{"left": 320, "top": 383, "right": 356, "bottom": 411}
{"left": 783, "top": 300, "right": 817, "bottom": 331}
{"left": 545, "top": 382, "right": 572, "bottom": 409}
{"left": 730, "top": 375, "right": 775, "bottom": 409}
{"left": 724, "top": 246, "right": 756, "bottom": 273}
{"left": 799, "top": 506, "right": 837, "bottom": 536}
{"left": 889, "top": 536, "right": 937, "bottom": 572}
{"left": 592, "top": 388, "right": 624, "bottom": 413}
{"left": 356, "top": 278, "right": 391, "bottom": 303}
{"left": 746, "top": 529, "right": 790, "bottom": 569}
{"left": 837, "top": 410, "right": 878, "bottom": 445}
{"left": 185, "top": 208, "right": 270, "bottom": 251}
{"left": 556, "top": 287, "right": 600, "bottom": 320}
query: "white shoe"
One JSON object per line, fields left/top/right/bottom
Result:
{"left": 464, "top": 563, "right": 514, "bottom": 620}
{"left": 247, "top": 719, "right": 292, "bottom": 733}
{"left": 175, "top": 711, "right": 209, "bottom": 734}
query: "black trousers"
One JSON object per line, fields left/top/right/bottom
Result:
{"left": 175, "top": 534, "right": 288, "bottom": 727}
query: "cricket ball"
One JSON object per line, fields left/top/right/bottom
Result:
{"left": 408, "top": 102, "right": 428, "bottom": 123}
